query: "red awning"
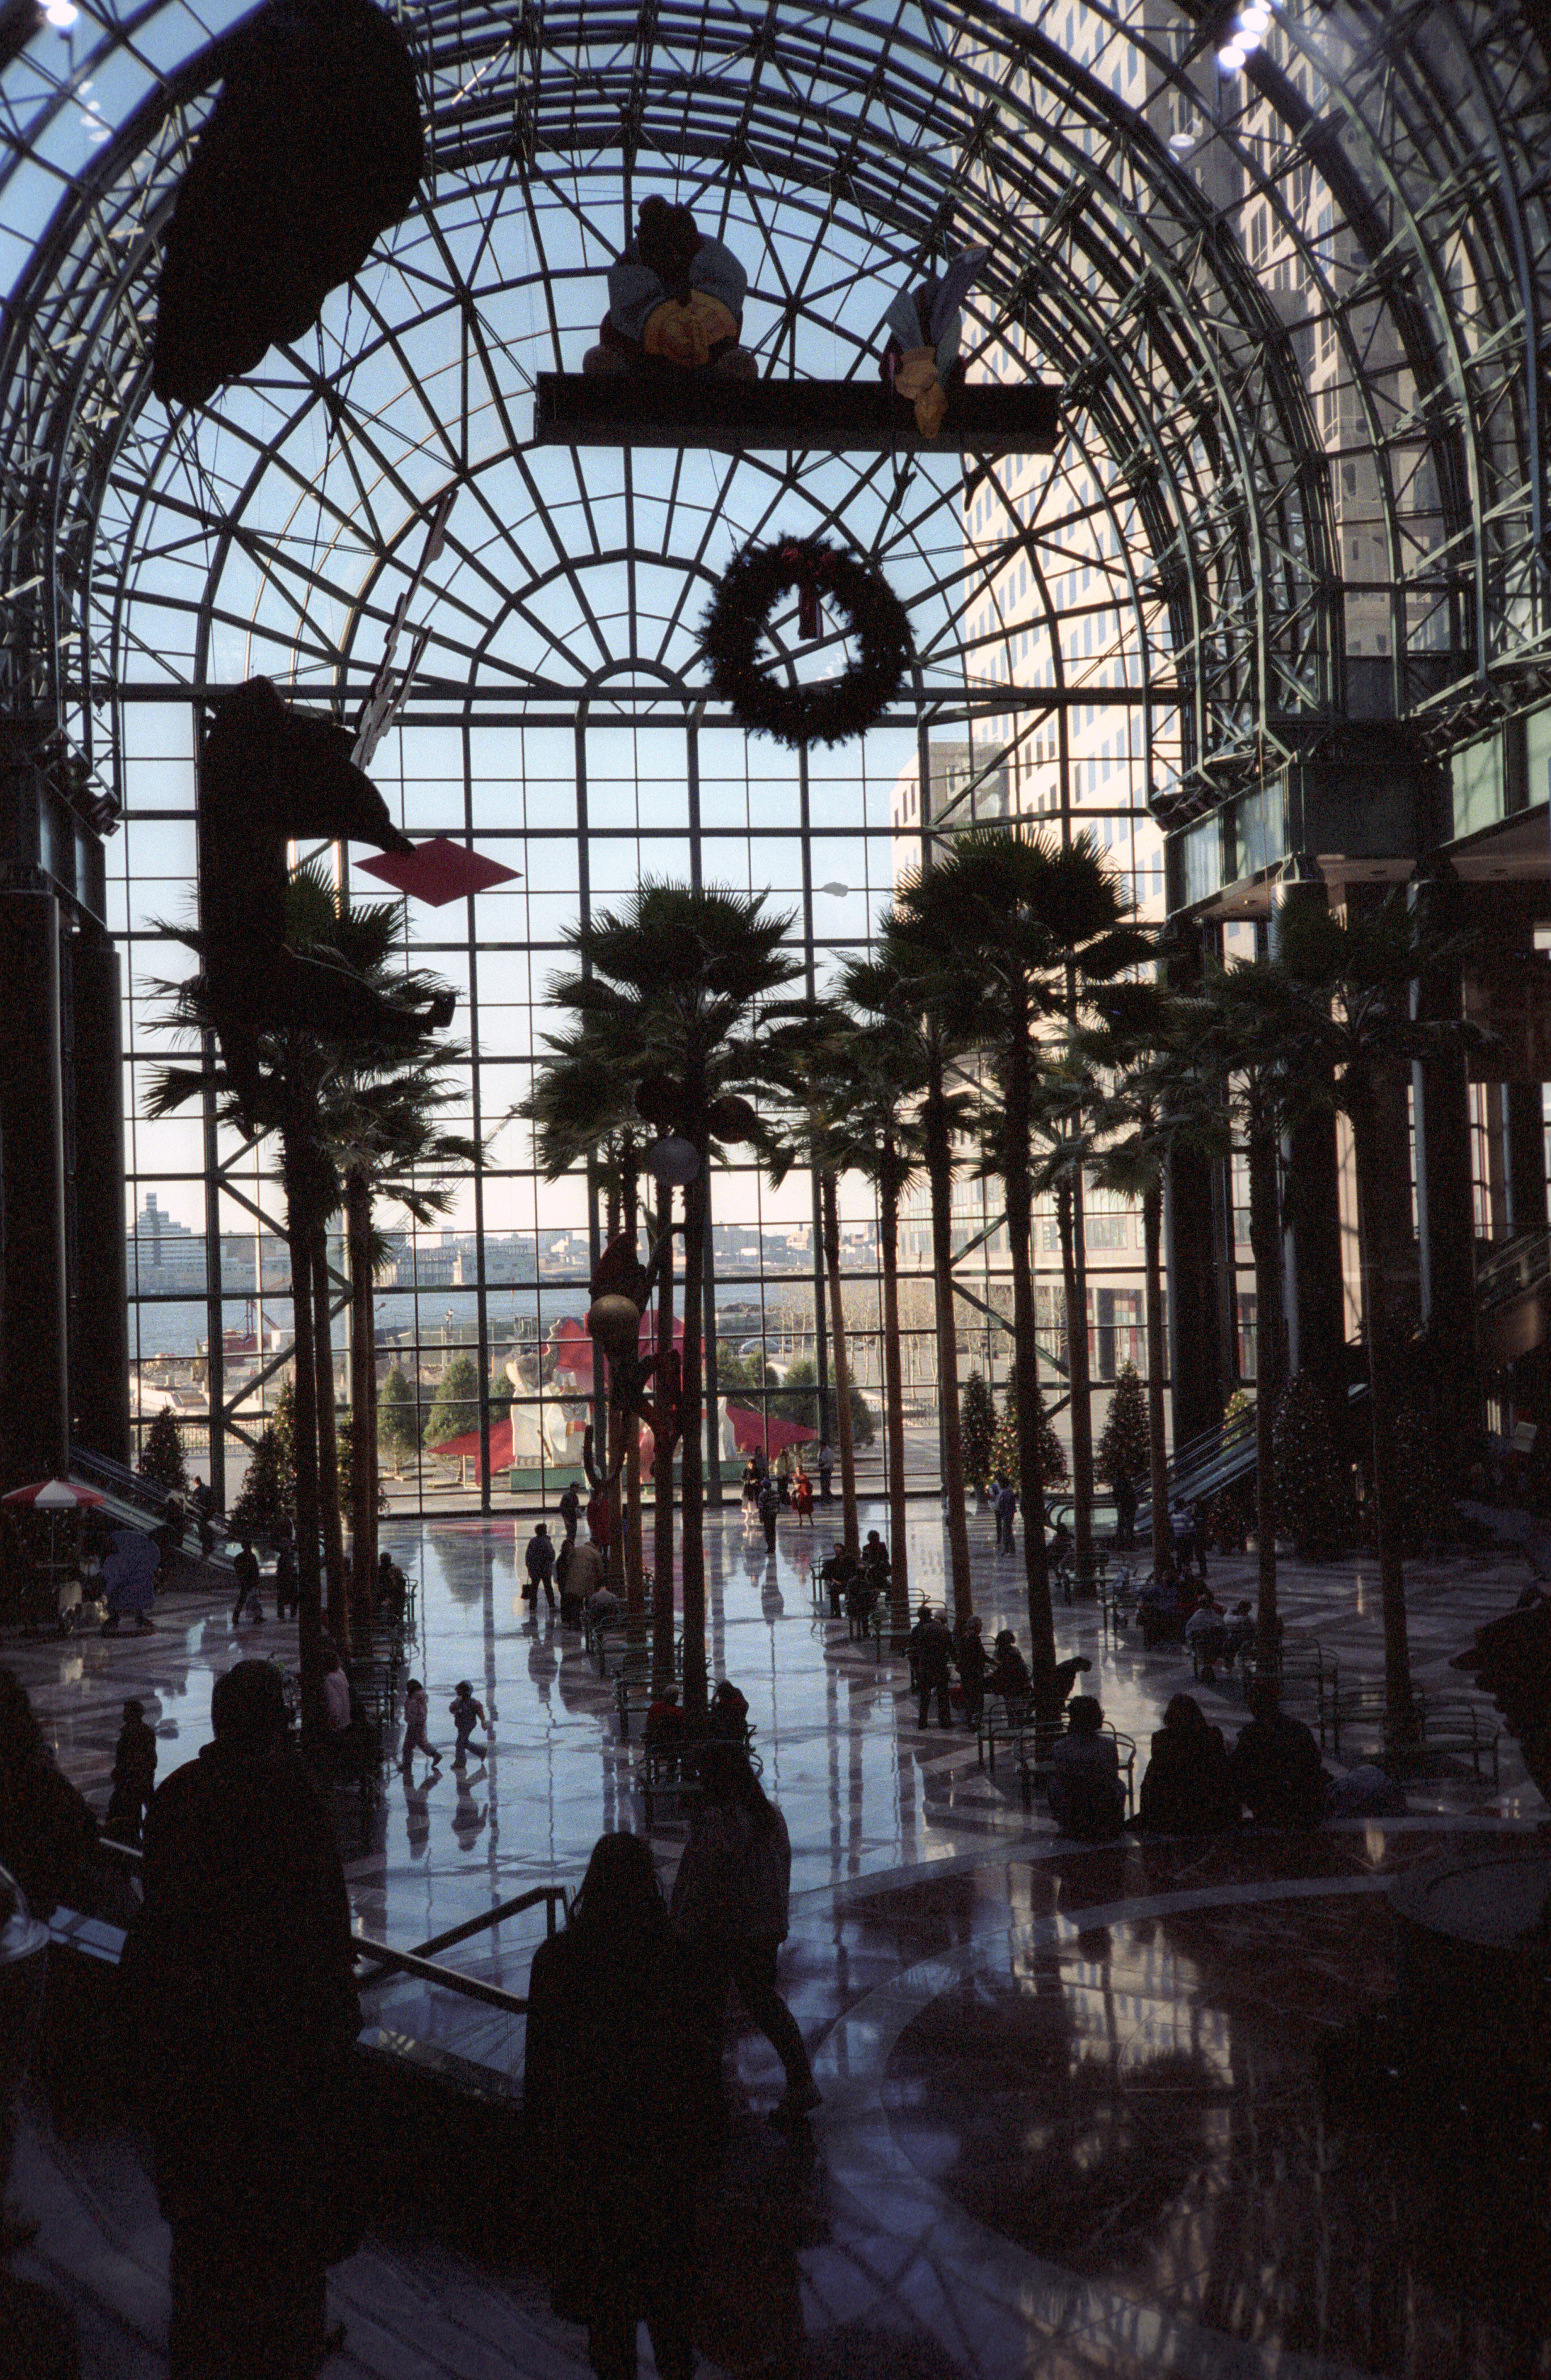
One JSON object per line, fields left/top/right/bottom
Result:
{"left": 724, "top": 1404, "right": 818, "bottom": 1458}
{"left": 426, "top": 1416, "right": 514, "bottom": 1480}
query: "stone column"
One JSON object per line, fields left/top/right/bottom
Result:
{"left": 1409, "top": 857, "right": 1477, "bottom": 1409}
{"left": 0, "top": 888, "right": 69, "bottom": 1481}
{"left": 70, "top": 919, "right": 131, "bottom": 1463}
{"left": 1273, "top": 857, "right": 1345, "bottom": 1391}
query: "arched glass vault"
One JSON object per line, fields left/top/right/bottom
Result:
{"left": 2, "top": 0, "right": 1548, "bottom": 1503}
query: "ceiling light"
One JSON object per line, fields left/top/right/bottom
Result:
{"left": 45, "top": 0, "right": 78, "bottom": 24}
{"left": 1168, "top": 128, "right": 1196, "bottom": 153}
{"left": 1240, "top": 2, "right": 1272, "bottom": 29}
{"left": 1217, "top": 43, "right": 1246, "bottom": 73}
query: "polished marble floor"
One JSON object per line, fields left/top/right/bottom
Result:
{"left": 8, "top": 1498, "right": 1550, "bottom": 2377}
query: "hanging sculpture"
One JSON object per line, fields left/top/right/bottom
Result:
{"left": 879, "top": 247, "right": 988, "bottom": 436}
{"left": 586, "top": 1229, "right": 684, "bottom": 1457}
{"left": 583, "top": 195, "right": 755, "bottom": 381}
{"left": 698, "top": 535, "right": 913, "bottom": 748}
{"left": 153, "top": 0, "right": 423, "bottom": 408}
{"left": 195, "top": 677, "right": 454, "bottom": 1124}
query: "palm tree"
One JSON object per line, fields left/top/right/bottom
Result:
{"left": 865, "top": 933, "right": 980, "bottom": 1630}
{"left": 1025, "top": 1050, "right": 1106, "bottom": 1568}
{"left": 145, "top": 868, "right": 454, "bottom": 1733}
{"left": 1270, "top": 894, "right": 1479, "bottom": 1739}
{"left": 793, "top": 973, "right": 931, "bottom": 1637}
{"left": 521, "top": 1021, "right": 656, "bottom": 1632}
{"left": 546, "top": 883, "right": 801, "bottom": 1715}
{"left": 328, "top": 1072, "right": 478, "bottom": 1609}
{"left": 1187, "top": 960, "right": 1305, "bottom": 1642}
{"left": 892, "top": 828, "right": 1148, "bottom": 1718}
{"left": 1087, "top": 1010, "right": 1229, "bottom": 1579}
{"left": 762, "top": 1009, "right": 867, "bottom": 1560}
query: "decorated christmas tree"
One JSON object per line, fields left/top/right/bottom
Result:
{"left": 1272, "top": 1369, "right": 1353, "bottom": 1560}
{"left": 336, "top": 1413, "right": 388, "bottom": 1535}
{"left": 961, "top": 1371, "right": 998, "bottom": 1492}
{"left": 1391, "top": 1395, "right": 1456, "bottom": 1554}
{"left": 140, "top": 1406, "right": 188, "bottom": 1494}
{"left": 230, "top": 1421, "right": 295, "bottom": 1544}
{"left": 1202, "top": 1387, "right": 1256, "bottom": 1552}
{"left": 992, "top": 1380, "right": 1067, "bottom": 1495}
{"left": 1096, "top": 1362, "right": 1149, "bottom": 1492}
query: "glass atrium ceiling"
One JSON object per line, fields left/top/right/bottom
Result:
{"left": 1, "top": 0, "right": 1546, "bottom": 1498}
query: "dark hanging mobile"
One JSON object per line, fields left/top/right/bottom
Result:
{"left": 153, "top": 0, "right": 424, "bottom": 409}
{"left": 697, "top": 534, "right": 913, "bottom": 748}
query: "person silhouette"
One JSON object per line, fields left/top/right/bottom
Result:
{"left": 525, "top": 1832, "right": 710, "bottom": 2380}
{"left": 119, "top": 1660, "right": 363, "bottom": 2380}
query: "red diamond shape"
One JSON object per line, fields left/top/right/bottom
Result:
{"left": 358, "top": 837, "right": 521, "bottom": 907}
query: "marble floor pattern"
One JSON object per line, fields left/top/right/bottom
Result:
{"left": 6, "top": 1497, "right": 1549, "bottom": 2378}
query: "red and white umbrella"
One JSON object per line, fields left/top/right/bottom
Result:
{"left": 2, "top": 1479, "right": 106, "bottom": 1509}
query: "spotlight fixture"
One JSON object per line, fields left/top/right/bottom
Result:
{"left": 45, "top": 0, "right": 77, "bottom": 24}
{"left": 1215, "top": 0, "right": 1273, "bottom": 74}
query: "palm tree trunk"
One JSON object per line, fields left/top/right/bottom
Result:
{"left": 821, "top": 1169, "right": 859, "bottom": 1552}
{"left": 311, "top": 1237, "right": 350, "bottom": 1653}
{"left": 926, "top": 1078, "right": 972, "bottom": 1628}
{"left": 879, "top": 1151, "right": 909, "bottom": 1639}
{"left": 1247, "top": 1094, "right": 1281, "bottom": 1640}
{"left": 346, "top": 1176, "right": 377, "bottom": 1612}
{"left": 680, "top": 1142, "right": 708, "bottom": 1719}
{"left": 621, "top": 1161, "right": 645, "bottom": 1623}
{"left": 1004, "top": 1031, "right": 1057, "bottom": 1718}
{"left": 651, "top": 1177, "right": 677, "bottom": 1692}
{"left": 1350, "top": 1078, "right": 1416, "bottom": 1737}
{"left": 281, "top": 1126, "right": 326, "bottom": 1744}
{"left": 603, "top": 1180, "right": 626, "bottom": 1614}
{"left": 1142, "top": 1180, "right": 1170, "bottom": 1576}
{"left": 1067, "top": 1166, "right": 1095, "bottom": 1567}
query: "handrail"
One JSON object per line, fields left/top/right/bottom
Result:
{"left": 68, "top": 1843, "right": 548, "bottom": 2024}
{"left": 402, "top": 1884, "right": 566, "bottom": 1966}
{"left": 350, "top": 1934, "right": 533, "bottom": 2018}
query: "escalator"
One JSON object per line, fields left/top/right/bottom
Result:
{"left": 68, "top": 1441, "right": 237, "bottom": 1571}
{"left": 1475, "top": 1230, "right": 1551, "bottom": 1369}
{"left": 1134, "top": 1381, "right": 1372, "bottom": 1539}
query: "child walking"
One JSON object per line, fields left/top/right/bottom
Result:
{"left": 104, "top": 1698, "right": 158, "bottom": 1843}
{"left": 401, "top": 1678, "right": 441, "bottom": 1775}
{"left": 448, "top": 1680, "right": 488, "bottom": 1769}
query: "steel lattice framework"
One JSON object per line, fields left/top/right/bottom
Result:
{"left": 0, "top": 0, "right": 1547, "bottom": 824}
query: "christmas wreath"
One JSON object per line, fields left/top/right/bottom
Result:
{"left": 698, "top": 535, "right": 913, "bottom": 748}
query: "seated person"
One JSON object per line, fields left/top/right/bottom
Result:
{"left": 585, "top": 1577, "right": 621, "bottom": 1632}
{"left": 984, "top": 1631, "right": 1033, "bottom": 1711}
{"left": 1135, "top": 1694, "right": 1237, "bottom": 1835}
{"left": 1221, "top": 1600, "right": 1256, "bottom": 1667}
{"left": 1228, "top": 1685, "right": 1328, "bottom": 1827}
{"left": 1048, "top": 1517, "right": 1074, "bottom": 1569}
{"left": 706, "top": 1679, "right": 749, "bottom": 1741}
{"left": 860, "top": 1530, "right": 891, "bottom": 1586}
{"left": 1136, "top": 1565, "right": 1185, "bottom": 1648}
{"left": 1047, "top": 1698, "right": 1126, "bottom": 1842}
{"left": 1184, "top": 1594, "right": 1227, "bottom": 1682}
{"left": 585, "top": 195, "right": 754, "bottom": 379}
{"left": 820, "top": 1542, "right": 858, "bottom": 1618}
{"left": 845, "top": 1571, "right": 879, "bottom": 1636}
{"left": 644, "top": 1686, "right": 689, "bottom": 1775}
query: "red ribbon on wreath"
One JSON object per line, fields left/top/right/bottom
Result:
{"left": 781, "top": 542, "right": 830, "bottom": 643}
